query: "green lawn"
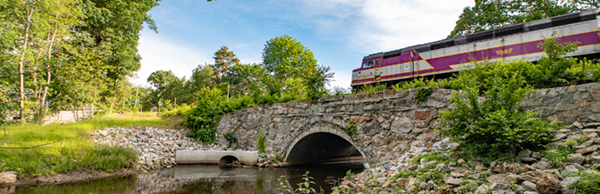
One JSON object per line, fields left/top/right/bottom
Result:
{"left": 0, "top": 112, "right": 172, "bottom": 176}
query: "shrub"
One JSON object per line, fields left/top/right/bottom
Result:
{"left": 257, "top": 133, "right": 266, "bottom": 154}
{"left": 415, "top": 87, "right": 433, "bottom": 103}
{"left": 346, "top": 123, "right": 357, "bottom": 135}
{"left": 543, "top": 141, "right": 577, "bottom": 168}
{"left": 438, "top": 71, "right": 556, "bottom": 160}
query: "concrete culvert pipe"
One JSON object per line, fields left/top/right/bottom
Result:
{"left": 219, "top": 156, "right": 239, "bottom": 165}
{"left": 175, "top": 150, "right": 258, "bottom": 166}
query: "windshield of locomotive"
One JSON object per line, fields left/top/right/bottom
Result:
{"left": 363, "top": 60, "right": 374, "bottom": 68}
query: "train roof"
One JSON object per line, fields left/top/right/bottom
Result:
{"left": 363, "top": 9, "right": 600, "bottom": 60}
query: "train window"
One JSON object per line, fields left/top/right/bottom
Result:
{"left": 362, "top": 61, "right": 367, "bottom": 68}
{"left": 365, "top": 60, "right": 374, "bottom": 68}
{"left": 376, "top": 59, "right": 380, "bottom": 66}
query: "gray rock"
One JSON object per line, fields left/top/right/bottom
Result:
{"left": 446, "top": 177, "right": 463, "bottom": 186}
{"left": 561, "top": 177, "right": 581, "bottom": 194}
{"left": 573, "top": 121, "right": 584, "bottom": 129}
{"left": 583, "top": 123, "right": 600, "bottom": 128}
{"left": 521, "top": 157, "right": 538, "bottom": 163}
{"left": 391, "top": 117, "right": 412, "bottom": 133}
{"left": 535, "top": 161, "right": 552, "bottom": 170}
{"left": 489, "top": 183, "right": 510, "bottom": 191}
{"left": 474, "top": 184, "right": 489, "bottom": 194}
{"left": 469, "top": 173, "right": 482, "bottom": 180}
{"left": 532, "top": 152, "right": 542, "bottom": 159}
{"left": 523, "top": 192, "right": 539, "bottom": 194}
{"left": 519, "top": 149, "right": 532, "bottom": 157}
{"left": 522, "top": 181, "right": 538, "bottom": 192}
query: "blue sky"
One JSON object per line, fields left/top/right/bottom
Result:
{"left": 134, "top": 0, "right": 474, "bottom": 89}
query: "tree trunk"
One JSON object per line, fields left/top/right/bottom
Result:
{"left": 121, "top": 93, "right": 125, "bottom": 114}
{"left": 39, "top": 16, "right": 59, "bottom": 119}
{"left": 134, "top": 87, "right": 139, "bottom": 111}
{"left": 18, "top": 1, "right": 36, "bottom": 124}
{"left": 109, "top": 78, "right": 119, "bottom": 114}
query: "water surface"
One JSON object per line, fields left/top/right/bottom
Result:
{"left": 6, "top": 163, "right": 364, "bottom": 194}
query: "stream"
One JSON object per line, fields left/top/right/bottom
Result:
{"left": 6, "top": 163, "right": 364, "bottom": 194}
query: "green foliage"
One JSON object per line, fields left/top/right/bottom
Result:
{"left": 262, "top": 35, "right": 333, "bottom": 100}
{"left": 271, "top": 153, "right": 283, "bottom": 163}
{"left": 536, "top": 32, "right": 585, "bottom": 86}
{"left": 438, "top": 71, "right": 556, "bottom": 161}
{"left": 410, "top": 151, "right": 451, "bottom": 165}
{"left": 449, "top": 0, "right": 577, "bottom": 37}
{"left": 346, "top": 170, "right": 355, "bottom": 179}
{"left": 570, "top": 172, "right": 600, "bottom": 194}
{"left": 415, "top": 87, "right": 433, "bottom": 103}
{"left": 346, "top": 123, "right": 357, "bottom": 136}
{"left": 257, "top": 133, "right": 266, "bottom": 154}
{"left": 359, "top": 84, "right": 386, "bottom": 94}
{"left": 543, "top": 141, "right": 578, "bottom": 168}
{"left": 392, "top": 77, "right": 465, "bottom": 91}
{"left": 223, "top": 132, "right": 238, "bottom": 148}
{"left": 277, "top": 172, "right": 317, "bottom": 194}
{"left": 295, "top": 171, "right": 317, "bottom": 194}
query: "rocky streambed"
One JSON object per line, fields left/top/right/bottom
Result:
{"left": 91, "top": 127, "right": 284, "bottom": 171}
{"left": 336, "top": 121, "right": 600, "bottom": 194}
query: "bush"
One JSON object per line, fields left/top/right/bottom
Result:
{"left": 438, "top": 71, "right": 556, "bottom": 160}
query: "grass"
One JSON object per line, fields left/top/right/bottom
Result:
{"left": 0, "top": 112, "right": 172, "bottom": 177}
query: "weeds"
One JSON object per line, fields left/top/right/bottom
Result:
{"left": 415, "top": 87, "right": 433, "bottom": 103}
{"left": 257, "top": 133, "right": 266, "bottom": 154}
{"left": 345, "top": 123, "right": 357, "bottom": 136}
{"left": 223, "top": 132, "right": 238, "bottom": 148}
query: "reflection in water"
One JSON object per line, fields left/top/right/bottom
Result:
{"left": 6, "top": 163, "right": 364, "bottom": 194}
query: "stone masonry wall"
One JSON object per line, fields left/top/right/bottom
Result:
{"left": 520, "top": 83, "right": 600, "bottom": 124}
{"left": 216, "top": 87, "right": 454, "bottom": 163}
{"left": 216, "top": 83, "right": 600, "bottom": 164}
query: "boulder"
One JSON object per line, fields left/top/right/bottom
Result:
{"left": 474, "top": 184, "right": 489, "bottom": 194}
{"left": 536, "top": 174, "right": 561, "bottom": 194}
{"left": 489, "top": 183, "right": 510, "bottom": 191}
{"left": 560, "top": 177, "right": 581, "bottom": 194}
{"left": 0, "top": 171, "right": 17, "bottom": 184}
{"left": 534, "top": 161, "right": 552, "bottom": 170}
{"left": 522, "top": 181, "right": 538, "bottom": 192}
{"left": 396, "top": 178, "right": 409, "bottom": 188}
{"left": 446, "top": 177, "right": 463, "bottom": 186}
{"left": 519, "top": 149, "right": 532, "bottom": 157}
{"left": 521, "top": 171, "right": 544, "bottom": 184}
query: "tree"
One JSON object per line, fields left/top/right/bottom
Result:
{"left": 261, "top": 35, "right": 333, "bottom": 99}
{"left": 222, "top": 63, "right": 266, "bottom": 97}
{"left": 449, "top": 0, "right": 576, "bottom": 38}
{"left": 210, "top": 46, "right": 239, "bottom": 83}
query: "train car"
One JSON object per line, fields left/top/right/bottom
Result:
{"left": 351, "top": 9, "right": 600, "bottom": 89}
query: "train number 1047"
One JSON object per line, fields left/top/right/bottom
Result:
{"left": 496, "top": 48, "right": 513, "bottom": 55}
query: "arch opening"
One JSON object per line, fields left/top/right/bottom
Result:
{"left": 286, "top": 132, "right": 365, "bottom": 164}
{"left": 219, "top": 155, "right": 239, "bottom": 165}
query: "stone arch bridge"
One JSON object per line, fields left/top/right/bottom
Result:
{"left": 216, "top": 83, "right": 600, "bottom": 164}
{"left": 216, "top": 88, "right": 453, "bottom": 164}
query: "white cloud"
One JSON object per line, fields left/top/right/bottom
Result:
{"left": 133, "top": 31, "right": 212, "bottom": 87}
{"left": 294, "top": 0, "right": 473, "bottom": 52}
{"left": 328, "top": 70, "right": 353, "bottom": 90}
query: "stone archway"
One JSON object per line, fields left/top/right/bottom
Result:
{"left": 282, "top": 125, "right": 369, "bottom": 164}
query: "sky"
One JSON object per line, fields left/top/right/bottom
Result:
{"left": 133, "top": 0, "right": 474, "bottom": 89}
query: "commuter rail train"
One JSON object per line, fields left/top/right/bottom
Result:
{"left": 351, "top": 9, "right": 600, "bottom": 89}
